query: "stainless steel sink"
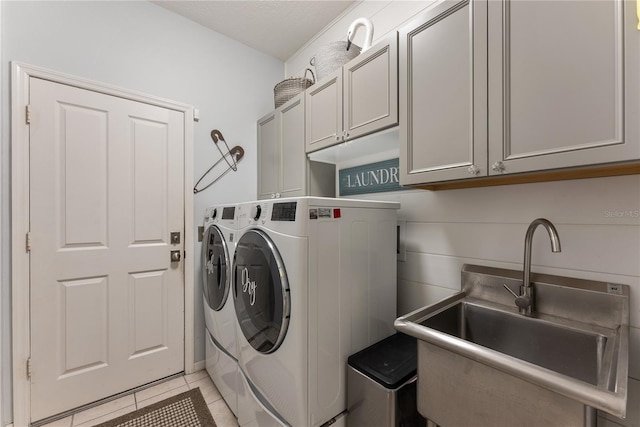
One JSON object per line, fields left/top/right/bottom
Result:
{"left": 421, "top": 300, "right": 610, "bottom": 387}
{"left": 395, "top": 264, "right": 629, "bottom": 426}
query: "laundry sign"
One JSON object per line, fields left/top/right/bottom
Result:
{"left": 339, "top": 158, "right": 403, "bottom": 196}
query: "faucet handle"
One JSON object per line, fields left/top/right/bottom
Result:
{"left": 502, "top": 284, "right": 519, "bottom": 298}
{"left": 502, "top": 284, "right": 532, "bottom": 312}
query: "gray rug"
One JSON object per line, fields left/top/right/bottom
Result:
{"left": 93, "top": 388, "right": 216, "bottom": 427}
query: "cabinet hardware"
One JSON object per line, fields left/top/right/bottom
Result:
{"left": 467, "top": 165, "right": 481, "bottom": 175}
{"left": 492, "top": 161, "right": 506, "bottom": 173}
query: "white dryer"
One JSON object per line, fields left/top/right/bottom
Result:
{"left": 232, "top": 197, "right": 400, "bottom": 427}
{"left": 201, "top": 205, "right": 240, "bottom": 416}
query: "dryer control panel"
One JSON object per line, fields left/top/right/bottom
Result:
{"left": 271, "top": 202, "right": 297, "bottom": 221}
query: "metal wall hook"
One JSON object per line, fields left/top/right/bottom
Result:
{"left": 193, "top": 145, "right": 244, "bottom": 194}
{"left": 211, "top": 130, "right": 238, "bottom": 172}
{"left": 193, "top": 128, "right": 245, "bottom": 194}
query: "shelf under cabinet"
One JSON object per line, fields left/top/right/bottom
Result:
{"left": 307, "top": 127, "right": 399, "bottom": 167}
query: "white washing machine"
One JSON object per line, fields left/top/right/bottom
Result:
{"left": 201, "top": 205, "right": 241, "bottom": 417}
{"left": 232, "top": 197, "right": 400, "bottom": 427}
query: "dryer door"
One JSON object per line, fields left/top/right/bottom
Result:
{"left": 202, "top": 224, "right": 231, "bottom": 311}
{"left": 233, "top": 229, "right": 290, "bottom": 354}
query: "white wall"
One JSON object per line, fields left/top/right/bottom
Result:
{"left": 286, "top": 2, "right": 640, "bottom": 426}
{"left": 349, "top": 178, "right": 640, "bottom": 426}
{"left": 1, "top": 1, "right": 283, "bottom": 424}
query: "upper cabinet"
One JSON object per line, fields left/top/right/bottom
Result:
{"left": 399, "top": 0, "right": 487, "bottom": 185}
{"left": 257, "top": 109, "right": 279, "bottom": 199}
{"left": 487, "top": 0, "right": 639, "bottom": 176}
{"left": 400, "top": 0, "right": 640, "bottom": 186}
{"left": 305, "top": 70, "right": 343, "bottom": 151}
{"left": 257, "top": 94, "right": 334, "bottom": 200}
{"left": 306, "top": 33, "right": 399, "bottom": 153}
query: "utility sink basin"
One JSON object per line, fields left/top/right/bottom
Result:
{"left": 395, "top": 264, "right": 629, "bottom": 426}
{"left": 422, "top": 301, "right": 608, "bottom": 386}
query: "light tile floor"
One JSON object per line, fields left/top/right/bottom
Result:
{"left": 40, "top": 370, "right": 239, "bottom": 427}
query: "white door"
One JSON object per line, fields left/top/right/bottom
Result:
{"left": 28, "top": 77, "right": 185, "bottom": 421}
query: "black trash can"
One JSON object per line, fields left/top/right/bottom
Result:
{"left": 347, "top": 333, "right": 426, "bottom": 427}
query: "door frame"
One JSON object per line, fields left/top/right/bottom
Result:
{"left": 11, "top": 61, "right": 196, "bottom": 426}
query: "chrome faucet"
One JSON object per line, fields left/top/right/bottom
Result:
{"left": 504, "top": 218, "right": 561, "bottom": 315}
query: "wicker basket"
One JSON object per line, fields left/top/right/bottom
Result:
{"left": 274, "top": 68, "right": 315, "bottom": 108}
{"left": 311, "top": 41, "right": 361, "bottom": 81}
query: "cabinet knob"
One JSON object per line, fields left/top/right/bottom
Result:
{"left": 467, "top": 165, "right": 480, "bottom": 175}
{"left": 335, "top": 135, "right": 341, "bottom": 141}
{"left": 276, "top": 193, "right": 281, "bottom": 198}
{"left": 492, "top": 161, "right": 506, "bottom": 173}
{"left": 271, "top": 193, "right": 276, "bottom": 199}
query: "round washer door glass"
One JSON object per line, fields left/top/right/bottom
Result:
{"left": 233, "top": 229, "right": 290, "bottom": 354}
{"left": 201, "top": 225, "right": 230, "bottom": 311}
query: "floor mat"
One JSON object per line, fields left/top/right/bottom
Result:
{"left": 93, "top": 388, "right": 216, "bottom": 427}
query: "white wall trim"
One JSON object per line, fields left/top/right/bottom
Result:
{"left": 11, "top": 61, "right": 31, "bottom": 427}
{"left": 193, "top": 360, "right": 205, "bottom": 372}
{"left": 0, "top": 0, "right": 4, "bottom": 424}
{"left": 10, "top": 61, "right": 195, "bottom": 426}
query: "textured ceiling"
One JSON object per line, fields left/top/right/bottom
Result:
{"left": 152, "top": 1, "right": 357, "bottom": 61}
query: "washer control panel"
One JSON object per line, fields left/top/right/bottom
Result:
{"left": 250, "top": 205, "right": 262, "bottom": 221}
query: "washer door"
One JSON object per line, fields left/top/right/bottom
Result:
{"left": 233, "top": 229, "right": 290, "bottom": 354}
{"left": 201, "top": 224, "right": 231, "bottom": 311}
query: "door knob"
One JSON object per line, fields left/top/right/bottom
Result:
{"left": 170, "top": 250, "right": 181, "bottom": 262}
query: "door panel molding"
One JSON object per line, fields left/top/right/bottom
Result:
{"left": 11, "top": 61, "right": 195, "bottom": 426}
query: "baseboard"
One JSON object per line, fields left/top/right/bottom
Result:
{"left": 193, "top": 360, "right": 205, "bottom": 372}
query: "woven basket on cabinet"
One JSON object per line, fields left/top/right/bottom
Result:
{"left": 273, "top": 68, "right": 315, "bottom": 108}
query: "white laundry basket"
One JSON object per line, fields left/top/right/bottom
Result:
{"left": 311, "top": 41, "right": 361, "bottom": 81}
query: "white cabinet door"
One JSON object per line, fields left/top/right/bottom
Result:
{"left": 399, "top": 0, "right": 488, "bottom": 185}
{"left": 305, "top": 70, "right": 343, "bottom": 153}
{"left": 257, "top": 111, "right": 279, "bottom": 199}
{"left": 344, "top": 32, "right": 399, "bottom": 141}
{"left": 29, "top": 77, "right": 184, "bottom": 421}
{"left": 488, "top": 0, "right": 640, "bottom": 175}
{"left": 258, "top": 94, "right": 335, "bottom": 200}
{"left": 280, "top": 95, "right": 307, "bottom": 198}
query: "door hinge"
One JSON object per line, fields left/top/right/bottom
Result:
{"left": 26, "top": 232, "right": 31, "bottom": 253}
{"left": 26, "top": 358, "right": 32, "bottom": 379}
{"left": 25, "top": 105, "right": 32, "bottom": 125}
